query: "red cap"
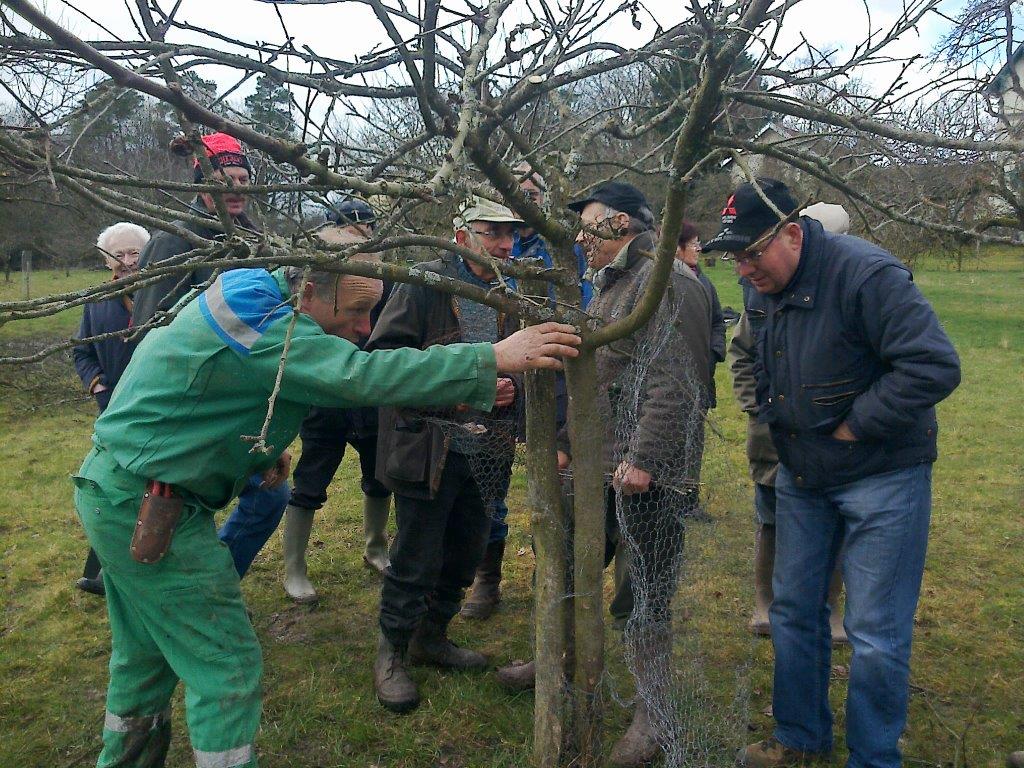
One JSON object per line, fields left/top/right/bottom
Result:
{"left": 194, "top": 132, "right": 250, "bottom": 172}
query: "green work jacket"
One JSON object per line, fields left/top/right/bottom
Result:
{"left": 84, "top": 268, "right": 497, "bottom": 511}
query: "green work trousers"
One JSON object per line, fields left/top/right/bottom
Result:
{"left": 73, "top": 448, "right": 261, "bottom": 768}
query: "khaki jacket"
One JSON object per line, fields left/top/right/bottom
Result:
{"left": 561, "top": 232, "right": 711, "bottom": 484}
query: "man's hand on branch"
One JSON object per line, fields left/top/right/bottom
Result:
{"left": 493, "top": 322, "right": 581, "bottom": 373}
{"left": 494, "top": 377, "right": 516, "bottom": 408}
{"left": 260, "top": 451, "right": 292, "bottom": 489}
{"left": 613, "top": 461, "right": 651, "bottom": 495}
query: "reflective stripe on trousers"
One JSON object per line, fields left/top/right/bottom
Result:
{"left": 103, "top": 708, "right": 171, "bottom": 733}
{"left": 194, "top": 744, "right": 254, "bottom": 768}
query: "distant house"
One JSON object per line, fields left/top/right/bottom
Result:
{"left": 985, "top": 42, "right": 1024, "bottom": 128}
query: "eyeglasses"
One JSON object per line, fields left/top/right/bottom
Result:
{"left": 469, "top": 226, "right": 516, "bottom": 240}
{"left": 723, "top": 212, "right": 798, "bottom": 266}
{"left": 727, "top": 248, "right": 765, "bottom": 267}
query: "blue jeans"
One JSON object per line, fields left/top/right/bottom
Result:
{"left": 771, "top": 463, "right": 932, "bottom": 768}
{"left": 218, "top": 473, "right": 291, "bottom": 578}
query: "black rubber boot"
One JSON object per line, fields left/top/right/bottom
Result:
{"left": 75, "top": 576, "right": 105, "bottom": 597}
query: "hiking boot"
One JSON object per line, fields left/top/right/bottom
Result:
{"left": 408, "top": 618, "right": 487, "bottom": 670}
{"left": 282, "top": 505, "right": 318, "bottom": 604}
{"left": 609, "top": 701, "right": 660, "bottom": 767}
{"left": 737, "top": 738, "right": 829, "bottom": 768}
{"left": 749, "top": 524, "right": 774, "bottom": 636}
{"left": 1007, "top": 752, "right": 1024, "bottom": 768}
{"left": 461, "top": 540, "right": 505, "bottom": 620}
{"left": 75, "top": 576, "right": 105, "bottom": 597}
{"left": 495, "top": 659, "right": 536, "bottom": 691}
{"left": 373, "top": 636, "right": 419, "bottom": 713}
{"left": 362, "top": 495, "right": 391, "bottom": 576}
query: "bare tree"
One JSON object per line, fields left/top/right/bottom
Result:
{"left": 1, "top": 0, "right": 1021, "bottom": 765}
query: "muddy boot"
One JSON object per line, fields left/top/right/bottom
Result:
{"left": 282, "top": 505, "right": 318, "bottom": 604}
{"left": 362, "top": 495, "right": 391, "bottom": 575}
{"left": 75, "top": 575, "right": 105, "bottom": 597}
{"left": 496, "top": 659, "right": 536, "bottom": 691}
{"left": 737, "top": 737, "right": 829, "bottom": 768}
{"left": 374, "top": 635, "right": 420, "bottom": 713}
{"left": 461, "top": 539, "right": 505, "bottom": 620}
{"left": 610, "top": 700, "right": 660, "bottom": 767}
{"left": 827, "top": 565, "right": 848, "bottom": 646}
{"left": 408, "top": 617, "right": 487, "bottom": 670}
{"left": 75, "top": 548, "right": 106, "bottom": 597}
{"left": 749, "top": 524, "right": 775, "bottom": 636}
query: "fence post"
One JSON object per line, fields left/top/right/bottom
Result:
{"left": 21, "top": 250, "right": 32, "bottom": 299}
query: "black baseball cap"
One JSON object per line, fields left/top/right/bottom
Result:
{"left": 327, "top": 196, "right": 376, "bottom": 227}
{"left": 703, "top": 178, "right": 798, "bottom": 253}
{"left": 567, "top": 181, "right": 655, "bottom": 227}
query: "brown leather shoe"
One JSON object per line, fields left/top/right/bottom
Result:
{"left": 461, "top": 540, "right": 505, "bottom": 620}
{"left": 495, "top": 659, "right": 536, "bottom": 691}
{"left": 736, "top": 738, "right": 829, "bottom": 768}
{"left": 373, "top": 636, "right": 419, "bottom": 713}
{"left": 609, "top": 701, "right": 660, "bottom": 767}
{"left": 408, "top": 619, "right": 487, "bottom": 670}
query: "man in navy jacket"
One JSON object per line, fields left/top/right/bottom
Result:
{"left": 705, "top": 179, "right": 960, "bottom": 768}
{"left": 72, "top": 222, "right": 150, "bottom": 595}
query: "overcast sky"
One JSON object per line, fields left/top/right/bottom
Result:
{"left": 42, "top": 0, "right": 971, "bottom": 93}
{"left": 3, "top": 0, "right": 988, "bottom": 132}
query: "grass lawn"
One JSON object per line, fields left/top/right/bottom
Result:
{"left": 0, "top": 253, "right": 1021, "bottom": 768}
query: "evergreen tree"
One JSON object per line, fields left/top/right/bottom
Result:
{"left": 244, "top": 75, "right": 294, "bottom": 138}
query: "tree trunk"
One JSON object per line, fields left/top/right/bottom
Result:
{"left": 526, "top": 366, "right": 572, "bottom": 768}
{"left": 564, "top": 349, "right": 605, "bottom": 766}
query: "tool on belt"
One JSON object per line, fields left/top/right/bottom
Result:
{"left": 130, "top": 480, "right": 183, "bottom": 564}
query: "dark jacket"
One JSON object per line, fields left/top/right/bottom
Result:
{"left": 131, "top": 200, "right": 258, "bottom": 329}
{"left": 727, "top": 281, "right": 779, "bottom": 486}
{"left": 365, "top": 253, "right": 521, "bottom": 499}
{"left": 694, "top": 266, "right": 725, "bottom": 408}
{"left": 560, "top": 232, "right": 711, "bottom": 484}
{"left": 73, "top": 295, "right": 135, "bottom": 412}
{"left": 755, "top": 218, "right": 961, "bottom": 488}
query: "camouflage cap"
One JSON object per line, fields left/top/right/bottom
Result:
{"left": 454, "top": 195, "right": 524, "bottom": 228}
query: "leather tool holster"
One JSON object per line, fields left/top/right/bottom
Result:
{"left": 130, "top": 480, "right": 183, "bottom": 564}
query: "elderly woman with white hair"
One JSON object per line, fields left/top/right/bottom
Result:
{"left": 71, "top": 221, "right": 149, "bottom": 596}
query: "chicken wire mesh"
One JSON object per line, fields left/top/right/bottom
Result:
{"left": 397, "top": 276, "right": 753, "bottom": 766}
{"left": 611, "top": 302, "right": 751, "bottom": 768}
{"left": 553, "top": 282, "right": 753, "bottom": 767}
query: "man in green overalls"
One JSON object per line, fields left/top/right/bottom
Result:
{"left": 73, "top": 254, "right": 579, "bottom": 768}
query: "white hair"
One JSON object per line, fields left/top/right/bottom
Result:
{"left": 96, "top": 222, "right": 150, "bottom": 256}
